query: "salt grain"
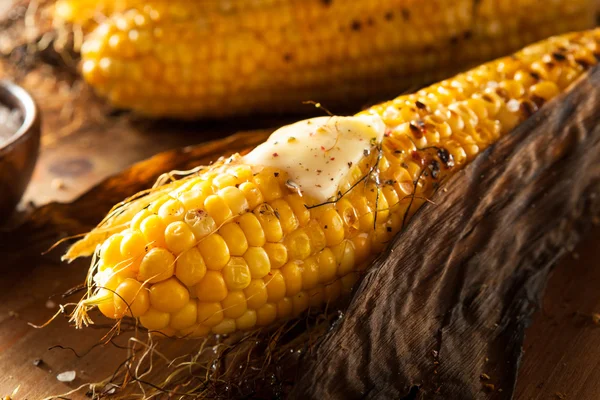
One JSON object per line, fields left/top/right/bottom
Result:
{"left": 0, "top": 106, "right": 23, "bottom": 146}
{"left": 57, "top": 370, "right": 76, "bottom": 382}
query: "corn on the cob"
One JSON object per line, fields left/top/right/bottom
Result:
{"left": 68, "top": 29, "right": 600, "bottom": 338}
{"left": 58, "top": 0, "right": 597, "bottom": 118}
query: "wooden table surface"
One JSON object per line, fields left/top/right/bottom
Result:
{"left": 1, "top": 2, "right": 600, "bottom": 399}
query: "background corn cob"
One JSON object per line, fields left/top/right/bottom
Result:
{"left": 56, "top": 0, "right": 597, "bottom": 118}
{"left": 68, "top": 29, "right": 600, "bottom": 338}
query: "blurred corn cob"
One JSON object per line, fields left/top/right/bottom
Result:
{"left": 53, "top": 0, "right": 597, "bottom": 118}
{"left": 66, "top": 29, "right": 600, "bottom": 338}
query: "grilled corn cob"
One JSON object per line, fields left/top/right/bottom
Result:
{"left": 67, "top": 29, "right": 600, "bottom": 337}
{"left": 58, "top": 0, "right": 596, "bottom": 118}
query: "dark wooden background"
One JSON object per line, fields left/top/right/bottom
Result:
{"left": 0, "top": 1, "right": 599, "bottom": 398}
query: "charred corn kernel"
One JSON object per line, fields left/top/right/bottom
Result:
{"left": 254, "top": 205, "right": 283, "bottom": 242}
{"left": 196, "top": 270, "right": 228, "bottom": 302}
{"left": 256, "top": 303, "right": 277, "bottom": 326}
{"left": 281, "top": 262, "right": 302, "bottom": 297}
{"left": 263, "top": 243, "right": 287, "bottom": 269}
{"left": 236, "top": 310, "right": 257, "bottom": 331}
{"left": 169, "top": 299, "right": 197, "bottom": 330}
{"left": 223, "top": 257, "right": 252, "bottom": 290}
{"left": 218, "top": 186, "right": 249, "bottom": 215}
{"left": 265, "top": 271, "right": 286, "bottom": 302}
{"left": 149, "top": 277, "right": 189, "bottom": 313}
{"left": 184, "top": 209, "right": 216, "bottom": 239}
{"left": 270, "top": 199, "right": 298, "bottom": 234}
{"left": 158, "top": 199, "right": 185, "bottom": 225}
{"left": 140, "top": 307, "right": 170, "bottom": 330}
{"left": 244, "top": 279, "right": 268, "bottom": 309}
{"left": 71, "top": 30, "right": 600, "bottom": 337}
{"left": 140, "top": 214, "right": 166, "bottom": 248}
{"left": 165, "top": 221, "right": 196, "bottom": 254}
{"left": 276, "top": 297, "right": 293, "bottom": 319}
{"left": 239, "top": 182, "right": 264, "bottom": 209}
{"left": 138, "top": 248, "right": 175, "bottom": 283}
{"left": 68, "top": 0, "right": 596, "bottom": 118}
{"left": 175, "top": 247, "right": 206, "bottom": 286}
{"left": 120, "top": 230, "right": 146, "bottom": 260}
{"left": 221, "top": 291, "right": 247, "bottom": 319}
{"left": 236, "top": 214, "right": 265, "bottom": 247}
{"left": 243, "top": 247, "right": 270, "bottom": 278}
{"left": 114, "top": 279, "right": 150, "bottom": 318}
{"left": 197, "top": 233, "right": 230, "bottom": 270}
{"left": 219, "top": 223, "right": 248, "bottom": 256}
{"left": 301, "top": 257, "right": 320, "bottom": 290}
{"left": 196, "top": 301, "right": 224, "bottom": 327}
{"left": 212, "top": 319, "right": 236, "bottom": 335}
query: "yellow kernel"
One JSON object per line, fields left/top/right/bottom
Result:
{"left": 324, "top": 280, "right": 342, "bottom": 303}
{"left": 114, "top": 279, "right": 150, "bottom": 318}
{"left": 184, "top": 209, "right": 216, "bottom": 239}
{"left": 243, "top": 247, "right": 271, "bottom": 278}
{"left": 169, "top": 299, "right": 197, "bottom": 330}
{"left": 244, "top": 279, "right": 268, "bottom": 309}
{"left": 341, "top": 272, "right": 359, "bottom": 294}
{"left": 284, "top": 229, "right": 311, "bottom": 260}
{"left": 320, "top": 209, "right": 345, "bottom": 246}
{"left": 179, "top": 189, "right": 209, "bottom": 212}
{"left": 239, "top": 182, "right": 264, "bottom": 209}
{"left": 332, "top": 240, "right": 356, "bottom": 277}
{"left": 236, "top": 213, "right": 266, "bottom": 247}
{"left": 197, "top": 301, "right": 224, "bottom": 326}
{"left": 305, "top": 220, "right": 327, "bottom": 253}
{"left": 149, "top": 277, "right": 189, "bottom": 313}
{"left": 530, "top": 81, "right": 560, "bottom": 101}
{"left": 178, "top": 324, "right": 211, "bottom": 338}
{"left": 307, "top": 286, "right": 324, "bottom": 307}
{"left": 292, "top": 292, "right": 309, "bottom": 316}
{"left": 197, "top": 233, "right": 230, "bottom": 270}
{"left": 100, "top": 234, "right": 123, "bottom": 266}
{"left": 204, "top": 194, "right": 233, "bottom": 226}
{"left": 351, "top": 233, "right": 372, "bottom": 265}
{"left": 317, "top": 248, "right": 337, "bottom": 283}
{"left": 221, "top": 291, "right": 247, "bottom": 318}
{"left": 165, "top": 221, "right": 197, "bottom": 255}
{"left": 236, "top": 310, "right": 257, "bottom": 330}
{"left": 270, "top": 199, "right": 298, "bottom": 234}
{"left": 218, "top": 186, "right": 249, "bottom": 215}
{"left": 212, "top": 173, "right": 239, "bottom": 189}
{"left": 281, "top": 262, "right": 302, "bottom": 297}
{"left": 97, "top": 289, "right": 119, "bottom": 319}
{"left": 175, "top": 247, "right": 207, "bottom": 286}
{"left": 219, "top": 223, "right": 248, "bottom": 256}
{"left": 138, "top": 248, "right": 175, "bottom": 283}
{"left": 223, "top": 257, "right": 252, "bottom": 290}
{"left": 276, "top": 297, "right": 292, "bottom": 318}
{"left": 301, "top": 257, "right": 319, "bottom": 290}
{"left": 120, "top": 230, "right": 146, "bottom": 260}
{"left": 264, "top": 243, "right": 287, "bottom": 268}
{"left": 256, "top": 303, "right": 277, "bottom": 326}
{"left": 140, "top": 307, "right": 170, "bottom": 330}
{"left": 131, "top": 209, "right": 152, "bottom": 230}
{"left": 140, "top": 214, "right": 166, "bottom": 248}
{"left": 196, "top": 270, "right": 228, "bottom": 302}
{"left": 212, "top": 319, "right": 236, "bottom": 335}
{"left": 264, "top": 271, "right": 286, "bottom": 302}
{"left": 254, "top": 173, "right": 282, "bottom": 202}
{"left": 254, "top": 205, "right": 283, "bottom": 242}
{"left": 158, "top": 198, "right": 185, "bottom": 225}
{"left": 285, "top": 195, "right": 310, "bottom": 226}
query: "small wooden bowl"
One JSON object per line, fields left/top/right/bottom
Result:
{"left": 0, "top": 81, "right": 40, "bottom": 221}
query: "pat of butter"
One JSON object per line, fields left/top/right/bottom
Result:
{"left": 243, "top": 114, "right": 386, "bottom": 202}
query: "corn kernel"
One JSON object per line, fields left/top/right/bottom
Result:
{"left": 276, "top": 297, "right": 293, "bottom": 318}
{"left": 149, "top": 277, "right": 189, "bottom": 313}
{"left": 131, "top": 209, "right": 152, "bottom": 231}
{"left": 195, "top": 269, "right": 228, "bottom": 301}
{"left": 140, "top": 214, "right": 167, "bottom": 248}
{"left": 179, "top": 188, "right": 209, "bottom": 212}
{"left": 114, "top": 278, "right": 150, "bottom": 318}
{"left": 292, "top": 292, "right": 309, "bottom": 316}
{"left": 120, "top": 230, "right": 146, "bottom": 260}
{"left": 285, "top": 195, "right": 310, "bottom": 226}
{"left": 256, "top": 303, "right": 277, "bottom": 326}
{"left": 243, "top": 247, "right": 271, "bottom": 278}
{"left": 100, "top": 234, "right": 123, "bottom": 266}
{"left": 244, "top": 279, "right": 268, "bottom": 309}
{"left": 212, "top": 319, "right": 236, "bottom": 335}
{"left": 351, "top": 233, "right": 371, "bottom": 265}
{"left": 270, "top": 199, "right": 299, "bottom": 234}
{"left": 158, "top": 198, "right": 185, "bottom": 225}
{"left": 138, "top": 248, "right": 175, "bottom": 283}
{"left": 184, "top": 209, "right": 217, "bottom": 239}
{"left": 236, "top": 213, "right": 266, "bottom": 247}
{"left": 319, "top": 208, "right": 345, "bottom": 246}
{"left": 324, "top": 280, "right": 342, "bottom": 303}
{"left": 165, "top": 221, "right": 197, "bottom": 255}
{"left": 308, "top": 286, "right": 324, "bottom": 307}
{"left": 281, "top": 261, "right": 302, "bottom": 296}
{"left": 169, "top": 299, "right": 197, "bottom": 330}
{"left": 264, "top": 271, "right": 286, "bottom": 302}
{"left": 178, "top": 324, "right": 211, "bottom": 338}
{"left": 239, "top": 182, "right": 264, "bottom": 209}
{"left": 284, "top": 229, "right": 311, "bottom": 260}
{"left": 223, "top": 257, "right": 252, "bottom": 290}
{"left": 254, "top": 205, "right": 283, "bottom": 242}
{"left": 140, "top": 307, "right": 170, "bottom": 330}
{"left": 530, "top": 81, "right": 560, "bottom": 101}
{"left": 204, "top": 194, "right": 233, "bottom": 226}
{"left": 341, "top": 272, "right": 359, "bottom": 294}
{"left": 197, "top": 233, "right": 230, "bottom": 270}
{"left": 175, "top": 247, "right": 207, "bottom": 286}
{"left": 197, "top": 301, "right": 224, "bottom": 327}
{"left": 317, "top": 248, "right": 337, "bottom": 283}
{"left": 219, "top": 223, "right": 248, "bottom": 256}
{"left": 221, "top": 291, "right": 247, "bottom": 318}
{"left": 236, "top": 310, "right": 257, "bottom": 330}
{"left": 254, "top": 173, "right": 282, "bottom": 202}
{"left": 301, "top": 256, "right": 319, "bottom": 290}
{"left": 333, "top": 240, "right": 355, "bottom": 277}
{"left": 305, "top": 220, "right": 327, "bottom": 253}
{"left": 264, "top": 243, "right": 287, "bottom": 269}
{"left": 98, "top": 289, "right": 118, "bottom": 319}
{"left": 218, "top": 186, "right": 249, "bottom": 215}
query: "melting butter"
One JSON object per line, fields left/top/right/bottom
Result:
{"left": 243, "top": 114, "right": 386, "bottom": 202}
